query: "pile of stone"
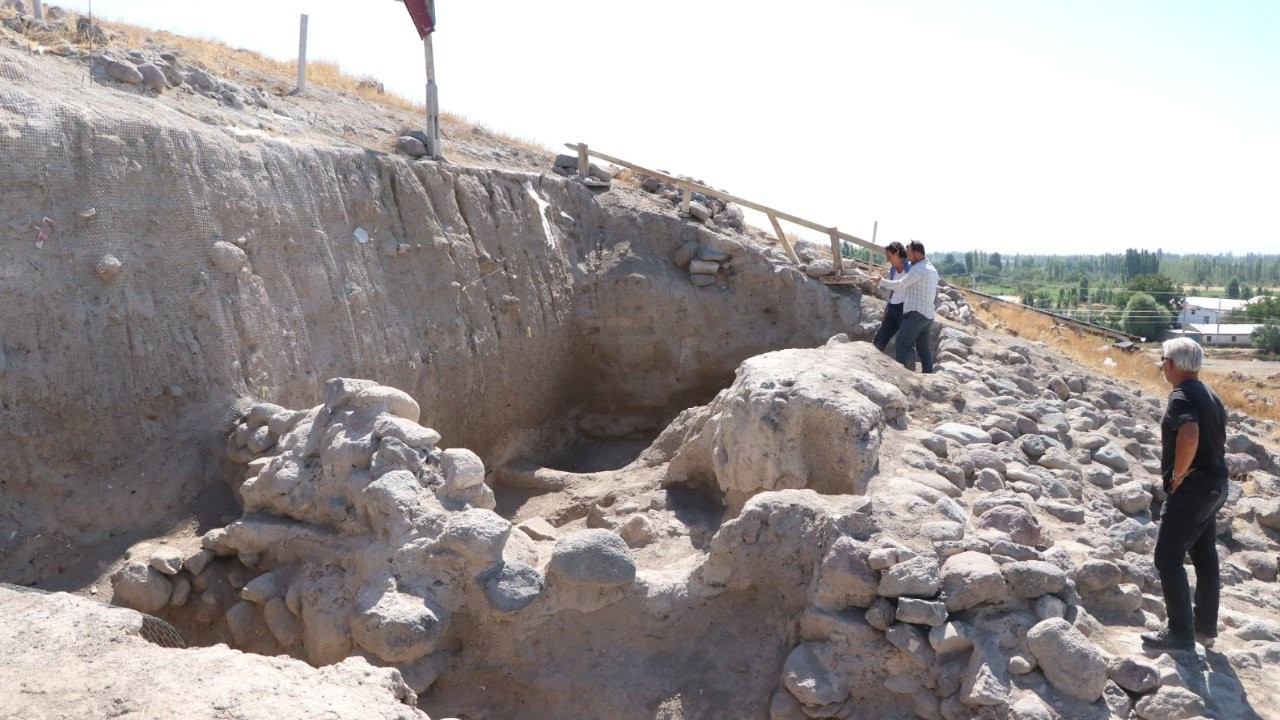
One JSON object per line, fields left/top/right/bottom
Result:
{"left": 94, "top": 48, "right": 272, "bottom": 111}
{"left": 670, "top": 236, "right": 736, "bottom": 288}
{"left": 113, "top": 378, "right": 640, "bottom": 694}
{"left": 550, "top": 154, "right": 613, "bottom": 189}
{"left": 634, "top": 173, "right": 746, "bottom": 231}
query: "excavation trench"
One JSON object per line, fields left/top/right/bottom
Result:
{"left": 1, "top": 89, "right": 877, "bottom": 718}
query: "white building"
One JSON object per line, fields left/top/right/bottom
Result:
{"left": 1180, "top": 323, "right": 1261, "bottom": 347}
{"left": 1178, "top": 296, "right": 1255, "bottom": 327}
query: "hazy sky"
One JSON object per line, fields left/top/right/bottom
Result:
{"left": 54, "top": 1, "right": 1280, "bottom": 255}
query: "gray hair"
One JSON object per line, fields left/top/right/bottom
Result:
{"left": 1162, "top": 337, "right": 1203, "bottom": 373}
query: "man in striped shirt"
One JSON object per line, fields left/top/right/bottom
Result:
{"left": 870, "top": 240, "right": 938, "bottom": 373}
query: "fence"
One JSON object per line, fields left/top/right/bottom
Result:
{"left": 566, "top": 143, "right": 883, "bottom": 278}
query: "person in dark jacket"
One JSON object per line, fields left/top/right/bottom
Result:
{"left": 1141, "top": 337, "right": 1229, "bottom": 651}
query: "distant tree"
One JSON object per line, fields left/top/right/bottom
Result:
{"left": 990, "top": 252, "right": 1003, "bottom": 270}
{"left": 1227, "top": 278, "right": 1241, "bottom": 299}
{"left": 1253, "top": 323, "right": 1280, "bottom": 356}
{"left": 1121, "top": 292, "right": 1172, "bottom": 340}
{"left": 1125, "top": 273, "right": 1184, "bottom": 311}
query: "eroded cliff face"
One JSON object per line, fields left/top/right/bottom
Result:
{"left": 0, "top": 52, "right": 864, "bottom": 583}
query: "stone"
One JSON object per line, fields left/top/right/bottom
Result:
{"left": 210, "top": 240, "right": 247, "bottom": 273}
{"left": 484, "top": 561, "right": 543, "bottom": 613}
{"left": 547, "top": 529, "right": 636, "bottom": 588}
{"left": 813, "top": 537, "right": 880, "bottom": 610}
{"left": 1075, "top": 559, "right": 1122, "bottom": 592}
{"left": 878, "top": 556, "right": 941, "bottom": 598}
{"left": 136, "top": 62, "right": 167, "bottom": 91}
{"left": 975, "top": 505, "right": 1042, "bottom": 547}
{"left": 111, "top": 561, "right": 173, "bottom": 613}
{"left": 184, "top": 549, "right": 214, "bottom": 576}
{"left": 961, "top": 638, "right": 1010, "bottom": 708}
{"left": 169, "top": 576, "right": 191, "bottom": 607}
{"left": 973, "top": 468, "right": 1004, "bottom": 491}
{"left": 941, "top": 552, "right": 1009, "bottom": 612}
{"left": 105, "top": 59, "right": 143, "bottom": 84}
{"left": 1103, "top": 680, "right": 1132, "bottom": 718}
{"left": 1108, "top": 483, "right": 1152, "bottom": 515}
{"left": 149, "top": 546, "right": 185, "bottom": 575}
{"left": 264, "top": 596, "right": 300, "bottom": 646}
{"left": 934, "top": 423, "right": 992, "bottom": 446}
{"left": 895, "top": 598, "right": 948, "bottom": 626}
{"left": 93, "top": 253, "right": 123, "bottom": 281}
{"left": 928, "top": 621, "right": 973, "bottom": 655}
{"left": 1035, "top": 594, "right": 1067, "bottom": 620}
{"left": 396, "top": 136, "right": 429, "bottom": 157}
{"left": 688, "top": 259, "right": 721, "bottom": 275}
{"left": 352, "top": 587, "right": 446, "bottom": 663}
{"left": 1025, "top": 618, "right": 1108, "bottom": 702}
{"left": 619, "top": 513, "right": 655, "bottom": 547}
{"left": 1001, "top": 560, "right": 1068, "bottom": 598}
{"left": 1093, "top": 444, "right": 1131, "bottom": 472}
{"left": 1019, "top": 434, "right": 1047, "bottom": 459}
{"left": 782, "top": 643, "right": 846, "bottom": 708}
{"left": 672, "top": 241, "right": 699, "bottom": 269}
{"left": 435, "top": 510, "right": 511, "bottom": 569}
{"left": 885, "top": 623, "right": 934, "bottom": 667}
{"left": 441, "top": 448, "right": 486, "bottom": 490}
{"left": 1133, "top": 686, "right": 1205, "bottom": 720}
{"left": 516, "top": 517, "right": 558, "bottom": 541}
{"left": 225, "top": 600, "right": 268, "bottom": 648}
{"left": 241, "top": 570, "right": 285, "bottom": 604}
{"left": 1009, "top": 694, "right": 1053, "bottom": 720}
{"left": 1107, "top": 655, "right": 1160, "bottom": 693}
{"left": 350, "top": 385, "right": 420, "bottom": 422}
{"left": 687, "top": 202, "right": 711, "bottom": 222}
{"left": 864, "top": 597, "right": 896, "bottom": 630}
{"left": 373, "top": 414, "right": 440, "bottom": 450}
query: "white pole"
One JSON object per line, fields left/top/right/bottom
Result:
{"left": 32, "top": 0, "right": 43, "bottom": 20}
{"left": 423, "top": 37, "right": 439, "bottom": 157}
{"left": 296, "top": 14, "right": 308, "bottom": 94}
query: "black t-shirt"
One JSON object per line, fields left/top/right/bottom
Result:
{"left": 1160, "top": 378, "right": 1228, "bottom": 483}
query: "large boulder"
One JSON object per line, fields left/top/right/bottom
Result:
{"left": 666, "top": 343, "right": 907, "bottom": 509}
{"left": 941, "top": 552, "right": 1009, "bottom": 612}
{"left": 546, "top": 530, "right": 636, "bottom": 589}
{"left": 1025, "top": 618, "right": 1108, "bottom": 701}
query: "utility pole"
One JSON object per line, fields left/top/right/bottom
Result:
{"left": 295, "top": 14, "right": 308, "bottom": 94}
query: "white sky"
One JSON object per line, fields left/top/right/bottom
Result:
{"left": 53, "top": 0, "right": 1280, "bottom": 256}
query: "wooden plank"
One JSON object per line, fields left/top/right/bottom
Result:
{"left": 767, "top": 214, "right": 800, "bottom": 264}
{"left": 828, "top": 228, "right": 842, "bottom": 277}
{"left": 681, "top": 185, "right": 692, "bottom": 215}
{"left": 576, "top": 143, "right": 589, "bottom": 177}
{"left": 565, "top": 144, "right": 881, "bottom": 254}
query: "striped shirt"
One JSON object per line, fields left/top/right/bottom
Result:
{"left": 878, "top": 258, "right": 938, "bottom": 319}
{"left": 888, "top": 260, "right": 912, "bottom": 304}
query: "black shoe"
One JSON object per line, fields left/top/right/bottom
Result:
{"left": 1141, "top": 628, "right": 1195, "bottom": 651}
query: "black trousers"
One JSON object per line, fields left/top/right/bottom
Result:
{"left": 1154, "top": 475, "right": 1228, "bottom": 636}
{"left": 872, "top": 302, "right": 905, "bottom": 352}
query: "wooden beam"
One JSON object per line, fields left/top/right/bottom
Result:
{"left": 565, "top": 144, "right": 881, "bottom": 254}
{"left": 768, "top": 214, "right": 799, "bottom": 264}
{"left": 576, "top": 143, "right": 589, "bottom": 178}
{"left": 828, "top": 228, "right": 843, "bottom": 277}
{"left": 681, "top": 185, "right": 692, "bottom": 215}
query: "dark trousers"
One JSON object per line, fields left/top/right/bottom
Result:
{"left": 872, "top": 303, "right": 905, "bottom": 353}
{"left": 1154, "top": 475, "right": 1228, "bottom": 637}
{"left": 895, "top": 311, "right": 934, "bottom": 373}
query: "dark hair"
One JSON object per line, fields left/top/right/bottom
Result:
{"left": 906, "top": 240, "right": 925, "bottom": 256}
{"left": 885, "top": 242, "right": 906, "bottom": 259}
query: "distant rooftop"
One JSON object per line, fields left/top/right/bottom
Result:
{"left": 1183, "top": 296, "right": 1252, "bottom": 311}
{"left": 1186, "top": 323, "right": 1260, "bottom": 335}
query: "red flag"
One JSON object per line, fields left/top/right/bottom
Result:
{"left": 403, "top": 0, "right": 435, "bottom": 38}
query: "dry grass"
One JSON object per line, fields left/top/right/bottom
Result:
{"left": 967, "top": 291, "right": 1280, "bottom": 426}
{"left": 0, "top": 7, "right": 551, "bottom": 156}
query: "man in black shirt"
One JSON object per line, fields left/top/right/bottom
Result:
{"left": 1142, "top": 338, "right": 1229, "bottom": 651}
